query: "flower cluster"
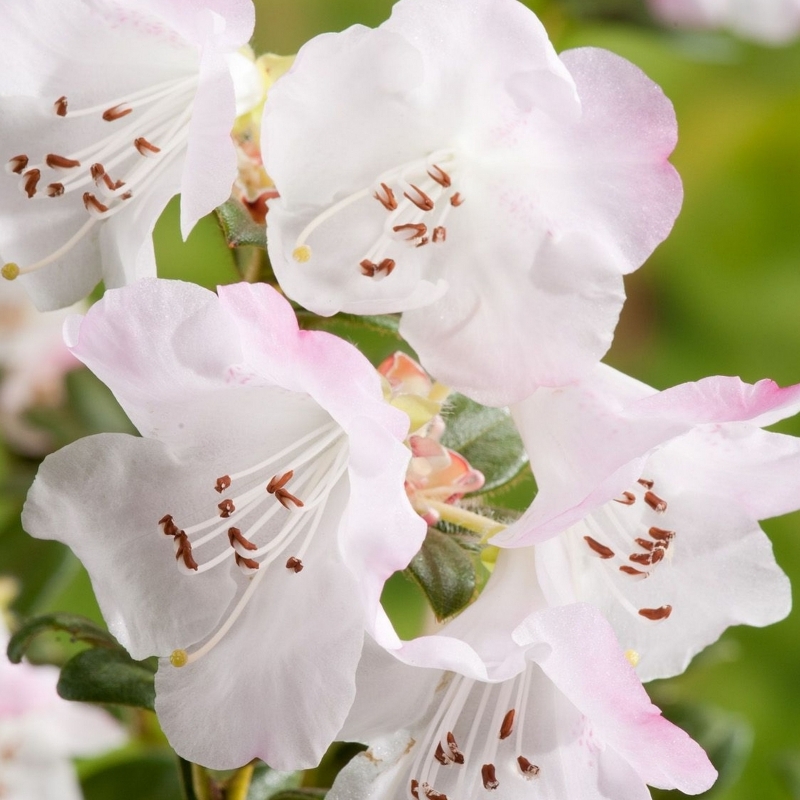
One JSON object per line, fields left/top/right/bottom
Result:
{"left": 3, "top": 0, "right": 799, "bottom": 798}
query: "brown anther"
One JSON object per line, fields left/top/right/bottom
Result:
{"left": 584, "top": 536, "right": 614, "bottom": 559}
{"left": 393, "top": 223, "right": 427, "bottom": 240}
{"left": 410, "top": 780, "right": 420, "bottom": 800}
{"left": 228, "top": 526, "right": 258, "bottom": 551}
{"left": 378, "top": 258, "right": 395, "bottom": 276}
{"left": 174, "top": 532, "right": 198, "bottom": 571}
{"left": 638, "top": 605, "right": 673, "bottom": 621}
{"left": 235, "top": 553, "right": 260, "bottom": 571}
{"left": 120, "top": 191, "right": 133, "bottom": 200}
{"left": 286, "top": 556, "right": 304, "bottom": 573}
{"left": 629, "top": 552, "right": 654, "bottom": 566}
{"left": 650, "top": 547, "right": 665, "bottom": 565}
{"left": 649, "top": 526, "right": 675, "bottom": 542}
{"left": 635, "top": 538, "right": 655, "bottom": 552}
{"left": 481, "top": 764, "right": 499, "bottom": 790}
{"left": 218, "top": 499, "right": 235, "bottom": 518}
{"left": 83, "top": 192, "right": 109, "bottom": 214}
{"left": 434, "top": 743, "right": 450, "bottom": 765}
{"left": 46, "top": 183, "right": 65, "bottom": 198}
{"left": 215, "top": 475, "right": 232, "bottom": 493}
{"left": 517, "top": 756, "right": 540, "bottom": 777}
{"left": 619, "top": 565, "right": 648, "bottom": 578}
{"left": 427, "top": 164, "right": 452, "bottom": 187}
{"left": 432, "top": 226, "right": 446, "bottom": 243}
{"left": 90, "top": 163, "right": 105, "bottom": 181}
{"left": 638, "top": 478, "right": 655, "bottom": 489}
{"left": 500, "top": 708, "right": 515, "bottom": 740}
{"left": 644, "top": 491, "right": 667, "bottom": 512}
{"left": 415, "top": 236, "right": 429, "bottom": 248}
{"left": 267, "top": 470, "right": 294, "bottom": 493}
{"left": 45, "top": 154, "right": 81, "bottom": 170}
{"left": 360, "top": 259, "right": 378, "bottom": 277}
{"left": 134, "top": 137, "right": 161, "bottom": 156}
{"left": 450, "top": 192, "right": 464, "bottom": 207}
{"left": 8, "top": 155, "right": 29, "bottom": 175}
{"left": 103, "top": 104, "right": 133, "bottom": 122}
{"left": 54, "top": 96, "right": 68, "bottom": 117}
{"left": 422, "top": 784, "right": 447, "bottom": 800}
{"left": 614, "top": 491, "right": 636, "bottom": 505}
{"left": 374, "top": 182, "right": 398, "bottom": 211}
{"left": 446, "top": 732, "right": 464, "bottom": 764}
{"left": 404, "top": 184, "right": 435, "bottom": 211}
{"left": 22, "top": 169, "right": 41, "bottom": 198}
{"left": 102, "top": 172, "right": 126, "bottom": 191}
{"left": 276, "top": 488, "right": 304, "bottom": 509}
{"left": 159, "top": 514, "right": 181, "bottom": 536}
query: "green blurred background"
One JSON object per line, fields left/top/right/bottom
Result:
{"left": 2, "top": 1, "right": 800, "bottom": 798}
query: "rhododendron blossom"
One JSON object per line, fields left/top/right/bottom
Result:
{"left": 0, "top": 618, "right": 125, "bottom": 800}
{"left": 496, "top": 364, "right": 800, "bottom": 680}
{"left": 263, "top": 0, "right": 681, "bottom": 405}
{"left": 334, "top": 555, "right": 716, "bottom": 800}
{"left": 650, "top": 0, "right": 800, "bottom": 44}
{"left": 0, "top": 0, "right": 257, "bottom": 310}
{"left": 22, "top": 279, "right": 427, "bottom": 770}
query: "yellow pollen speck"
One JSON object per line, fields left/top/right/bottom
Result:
{"left": 625, "top": 649, "right": 640, "bottom": 668}
{"left": 1, "top": 263, "right": 20, "bottom": 281}
{"left": 292, "top": 245, "right": 312, "bottom": 263}
{"left": 170, "top": 649, "right": 188, "bottom": 668}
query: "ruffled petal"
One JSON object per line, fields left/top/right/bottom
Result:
{"left": 515, "top": 604, "right": 717, "bottom": 794}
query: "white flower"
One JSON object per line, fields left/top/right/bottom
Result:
{"left": 22, "top": 278, "right": 426, "bottom": 769}
{"left": 0, "top": 0, "right": 257, "bottom": 310}
{"left": 262, "top": 0, "right": 681, "bottom": 405}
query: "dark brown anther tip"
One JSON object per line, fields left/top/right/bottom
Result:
{"left": 450, "top": 192, "right": 464, "bottom": 207}
{"left": 584, "top": 536, "right": 614, "bottom": 559}
{"left": 235, "top": 553, "right": 260, "bottom": 571}
{"left": 374, "top": 182, "right": 398, "bottom": 211}
{"left": 8, "top": 155, "right": 29, "bottom": 175}
{"left": 286, "top": 556, "right": 304, "bottom": 573}
{"left": 427, "top": 164, "right": 452, "bottom": 188}
{"left": 404, "top": 184, "right": 435, "bottom": 212}
{"left": 644, "top": 491, "right": 667, "bottom": 512}
{"left": 614, "top": 491, "right": 636, "bottom": 505}
{"left": 45, "top": 154, "right": 81, "bottom": 170}
{"left": 432, "top": 226, "right": 447, "bottom": 243}
{"left": 481, "top": 764, "right": 499, "bottom": 790}
{"left": 517, "top": 756, "right": 540, "bottom": 777}
{"left": 499, "top": 708, "right": 515, "bottom": 740}
{"left": 22, "top": 169, "right": 41, "bottom": 198}
{"left": 215, "top": 475, "right": 232, "bottom": 494}
{"left": 47, "top": 183, "right": 65, "bottom": 198}
{"left": 54, "top": 96, "right": 68, "bottom": 116}
{"left": 638, "top": 605, "right": 672, "bottom": 621}
{"left": 103, "top": 104, "right": 133, "bottom": 122}
{"left": 217, "top": 499, "right": 235, "bottom": 518}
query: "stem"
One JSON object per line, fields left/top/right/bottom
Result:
{"left": 178, "top": 757, "right": 200, "bottom": 800}
{"left": 425, "top": 500, "right": 506, "bottom": 540}
{"left": 226, "top": 763, "right": 255, "bottom": 800}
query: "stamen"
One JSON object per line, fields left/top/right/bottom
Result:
{"left": 101, "top": 172, "right": 126, "bottom": 191}
{"left": 649, "top": 526, "right": 674, "bottom": 541}
{"left": 619, "top": 565, "right": 648, "bottom": 578}
{"left": 614, "top": 491, "right": 635, "bottom": 505}
{"left": 410, "top": 780, "right": 420, "bottom": 800}
{"left": 174, "top": 532, "right": 199, "bottom": 571}
{"left": 1, "top": 263, "right": 20, "bottom": 281}
{"left": 235, "top": 553, "right": 260, "bottom": 571}
{"left": 499, "top": 709, "right": 515, "bottom": 740}
{"left": 285, "top": 557, "right": 304, "bottom": 573}
{"left": 421, "top": 784, "right": 447, "bottom": 800}
{"left": 644, "top": 491, "right": 667, "bottom": 512}
{"left": 427, "top": 164, "right": 452, "bottom": 188}
{"left": 170, "top": 649, "right": 188, "bottom": 668}
{"left": 638, "top": 605, "right": 672, "bottom": 621}
{"left": 228, "top": 527, "right": 257, "bottom": 551}
{"left": 218, "top": 499, "right": 235, "bottom": 518}
{"left": 517, "top": 756, "right": 539, "bottom": 778}
{"left": 45, "top": 154, "right": 81, "bottom": 170}
{"left": 102, "top": 104, "right": 133, "bottom": 122}
{"left": 22, "top": 169, "right": 40, "bottom": 198}
{"left": 90, "top": 163, "right": 105, "bottom": 181}
{"left": 432, "top": 226, "right": 446, "bottom": 243}
{"left": 481, "top": 764, "right": 499, "bottom": 790}
{"left": 446, "top": 732, "right": 464, "bottom": 764}
{"left": 583, "top": 536, "right": 614, "bottom": 559}
{"left": 629, "top": 552, "right": 654, "bottom": 565}
{"left": 267, "top": 471, "right": 294, "bottom": 493}
{"left": 83, "top": 192, "right": 109, "bottom": 216}
{"left": 374, "top": 182, "right": 398, "bottom": 210}
{"left": 54, "top": 96, "right": 68, "bottom": 117}
{"left": 450, "top": 193, "right": 464, "bottom": 207}
{"left": 215, "top": 475, "right": 232, "bottom": 493}
{"left": 47, "top": 183, "right": 65, "bottom": 198}
{"left": 393, "top": 223, "right": 427, "bottom": 240}
{"left": 434, "top": 743, "right": 450, "bottom": 765}
{"left": 635, "top": 538, "right": 655, "bottom": 551}
{"left": 6, "top": 155, "right": 29, "bottom": 175}
{"left": 404, "top": 184, "right": 435, "bottom": 211}
{"left": 159, "top": 514, "right": 181, "bottom": 537}
{"left": 416, "top": 237, "right": 429, "bottom": 248}
{"left": 134, "top": 137, "right": 161, "bottom": 156}
{"left": 638, "top": 478, "right": 654, "bottom": 489}
{"left": 275, "top": 488, "right": 304, "bottom": 510}
{"left": 293, "top": 245, "right": 312, "bottom": 263}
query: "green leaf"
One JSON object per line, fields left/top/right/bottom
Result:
{"left": 83, "top": 753, "right": 183, "bottom": 800}
{"left": 6, "top": 612, "right": 118, "bottom": 663}
{"left": 441, "top": 394, "right": 528, "bottom": 492}
{"left": 216, "top": 198, "right": 267, "bottom": 249}
{"left": 57, "top": 647, "right": 157, "bottom": 711}
{"left": 406, "top": 528, "right": 476, "bottom": 621}
{"left": 246, "top": 765, "right": 302, "bottom": 800}
{"left": 296, "top": 312, "right": 405, "bottom": 366}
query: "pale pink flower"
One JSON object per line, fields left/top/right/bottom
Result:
{"left": 0, "top": 0, "right": 257, "bottom": 310}
{"left": 496, "top": 364, "right": 800, "bottom": 681}
{"left": 0, "top": 281, "right": 82, "bottom": 454}
{"left": 650, "top": 0, "right": 800, "bottom": 44}
{"left": 0, "top": 620, "right": 125, "bottom": 800}
{"left": 262, "top": 0, "right": 681, "bottom": 405}
{"left": 335, "top": 552, "right": 717, "bottom": 800}
{"left": 22, "top": 278, "right": 425, "bottom": 769}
